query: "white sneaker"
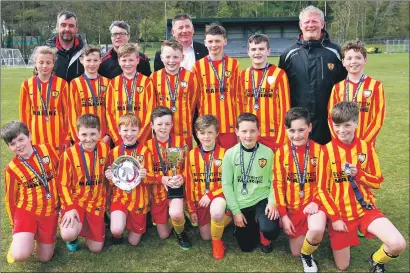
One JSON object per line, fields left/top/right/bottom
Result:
{"left": 300, "top": 254, "right": 318, "bottom": 273}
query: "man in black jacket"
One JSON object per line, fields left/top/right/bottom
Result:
{"left": 98, "top": 20, "right": 151, "bottom": 79}
{"left": 279, "top": 6, "right": 347, "bottom": 145}
{"left": 45, "top": 11, "right": 84, "bottom": 83}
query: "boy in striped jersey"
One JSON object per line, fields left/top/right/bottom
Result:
{"left": 273, "top": 107, "right": 326, "bottom": 272}
{"left": 194, "top": 23, "right": 240, "bottom": 149}
{"left": 105, "top": 43, "right": 154, "bottom": 145}
{"left": 58, "top": 114, "right": 110, "bottom": 253}
{"left": 146, "top": 106, "right": 192, "bottom": 249}
{"left": 19, "top": 46, "right": 70, "bottom": 154}
{"left": 105, "top": 113, "right": 154, "bottom": 246}
{"left": 151, "top": 40, "right": 198, "bottom": 149}
{"left": 318, "top": 102, "right": 406, "bottom": 272}
{"left": 68, "top": 45, "right": 111, "bottom": 145}
{"left": 328, "top": 40, "right": 385, "bottom": 146}
{"left": 238, "top": 34, "right": 290, "bottom": 151}
{"left": 2, "top": 121, "right": 59, "bottom": 263}
{"left": 185, "top": 115, "right": 227, "bottom": 259}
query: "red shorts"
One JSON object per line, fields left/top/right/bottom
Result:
{"left": 216, "top": 132, "right": 237, "bottom": 150}
{"left": 196, "top": 206, "right": 211, "bottom": 228}
{"left": 151, "top": 199, "right": 170, "bottom": 225}
{"left": 13, "top": 208, "right": 58, "bottom": 244}
{"left": 286, "top": 207, "right": 326, "bottom": 239}
{"left": 62, "top": 205, "right": 105, "bottom": 242}
{"left": 328, "top": 208, "right": 385, "bottom": 250}
{"left": 258, "top": 136, "right": 279, "bottom": 152}
{"left": 111, "top": 201, "right": 147, "bottom": 234}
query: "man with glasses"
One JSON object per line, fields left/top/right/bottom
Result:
{"left": 99, "top": 21, "right": 151, "bottom": 79}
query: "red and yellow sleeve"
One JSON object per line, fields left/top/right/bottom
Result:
{"left": 272, "top": 148, "right": 288, "bottom": 216}
{"left": 68, "top": 80, "right": 82, "bottom": 142}
{"left": 236, "top": 70, "right": 246, "bottom": 116}
{"left": 61, "top": 80, "right": 71, "bottom": 145}
{"left": 142, "top": 148, "right": 156, "bottom": 184}
{"left": 106, "top": 80, "right": 120, "bottom": 144}
{"left": 362, "top": 82, "right": 386, "bottom": 144}
{"left": 57, "top": 152, "right": 76, "bottom": 211}
{"left": 19, "top": 80, "right": 31, "bottom": 126}
{"left": 4, "top": 167, "right": 18, "bottom": 226}
{"left": 275, "top": 71, "right": 291, "bottom": 146}
{"left": 356, "top": 143, "right": 384, "bottom": 189}
{"left": 184, "top": 152, "right": 196, "bottom": 214}
{"left": 138, "top": 79, "right": 154, "bottom": 143}
{"left": 328, "top": 83, "right": 342, "bottom": 139}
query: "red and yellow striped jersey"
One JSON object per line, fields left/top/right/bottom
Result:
{"left": 145, "top": 135, "right": 189, "bottom": 204}
{"left": 105, "top": 73, "right": 154, "bottom": 145}
{"left": 273, "top": 140, "right": 322, "bottom": 217}
{"left": 194, "top": 56, "right": 239, "bottom": 133}
{"left": 328, "top": 76, "right": 385, "bottom": 145}
{"left": 317, "top": 137, "right": 384, "bottom": 222}
{"left": 238, "top": 65, "right": 291, "bottom": 146}
{"left": 107, "top": 144, "right": 154, "bottom": 214}
{"left": 184, "top": 145, "right": 225, "bottom": 214}
{"left": 151, "top": 68, "right": 198, "bottom": 140}
{"left": 57, "top": 142, "right": 110, "bottom": 216}
{"left": 4, "top": 144, "right": 59, "bottom": 226}
{"left": 19, "top": 75, "right": 69, "bottom": 153}
{"left": 68, "top": 74, "right": 110, "bottom": 142}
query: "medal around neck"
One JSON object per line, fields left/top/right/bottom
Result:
{"left": 111, "top": 155, "right": 142, "bottom": 192}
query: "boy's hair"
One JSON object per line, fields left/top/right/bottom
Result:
{"left": 161, "top": 40, "right": 183, "bottom": 54}
{"left": 76, "top": 113, "right": 100, "bottom": 131}
{"left": 172, "top": 14, "right": 192, "bottom": 27}
{"left": 236, "top": 113, "right": 259, "bottom": 129}
{"left": 118, "top": 43, "right": 139, "bottom": 59}
{"left": 1, "top": 121, "right": 30, "bottom": 145}
{"left": 331, "top": 101, "right": 359, "bottom": 124}
{"left": 33, "top": 46, "right": 57, "bottom": 63}
{"left": 109, "top": 20, "right": 130, "bottom": 34}
{"left": 151, "top": 106, "right": 173, "bottom": 123}
{"left": 81, "top": 44, "right": 101, "bottom": 58}
{"left": 248, "top": 34, "right": 270, "bottom": 49}
{"left": 118, "top": 113, "right": 141, "bottom": 129}
{"left": 195, "top": 114, "right": 219, "bottom": 133}
{"left": 205, "top": 22, "right": 226, "bottom": 38}
{"left": 285, "top": 107, "right": 311, "bottom": 128}
{"left": 299, "top": 5, "right": 324, "bottom": 22}
{"left": 341, "top": 39, "right": 367, "bottom": 59}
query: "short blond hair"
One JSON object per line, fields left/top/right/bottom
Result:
{"left": 161, "top": 40, "right": 183, "bottom": 54}
{"left": 118, "top": 113, "right": 141, "bottom": 129}
{"left": 118, "top": 43, "right": 139, "bottom": 58}
{"left": 33, "top": 46, "right": 57, "bottom": 63}
{"left": 299, "top": 5, "right": 324, "bottom": 22}
{"left": 195, "top": 115, "right": 219, "bottom": 133}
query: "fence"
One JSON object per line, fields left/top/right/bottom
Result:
{"left": 385, "top": 40, "right": 409, "bottom": 53}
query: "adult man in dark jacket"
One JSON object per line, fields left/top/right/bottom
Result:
{"left": 279, "top": 6, "right": 347, "bottom": 145}
{"left": 46, "top": 11, "right": 84, "bottom": 83}
{"left": 99, "top": 20, "right": 151, "bottom": 78}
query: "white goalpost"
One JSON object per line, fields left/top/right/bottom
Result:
{"left": 0, "top": 48, "right": 27, "bottom": 67}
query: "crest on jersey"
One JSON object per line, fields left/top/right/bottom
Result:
{"left": 267, "top": 76, "right": 275, "bottom": 85}
{"left": 51, "top": 90, "right": 59, "bottom": 98}
{"left": 258, "top": 158, "right": 267, "bottom": 168}
{"left": 100, "top": 85, "right": 107, "bottom": 93}
{"left": 328, "top": 63, "right": 334, "bottom": 71}
{"left": 310, "top": 157, "right": 317, "bottom": 167}
{"left": 180, "top": 81, "right": 188, "bottom": 88}
{"left": 363, "top": 90, "right": 372, "bottom": 98}
{"left": 135, "top": 155, "right": 144, "bottom": 164}
{"left": 213, "top": 159, "right": 222, "bottom": 168}
{"left": 136, "top": 86, "right": 144, "bottom": 94}
{"left": 224, "top": 70, "right": 231, "bottom": 78}
{"left": 99, "top": 157, "right": 106, "bottom": 165}
{"left": 42, "top": 156, "right": 50, "bottom": 165}
{"left": 358, "top": 153, "right": 367, "bottom": 164}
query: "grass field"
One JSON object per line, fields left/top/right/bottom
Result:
{"left": 1, "top": 54, "right": 409, "bottom": 272}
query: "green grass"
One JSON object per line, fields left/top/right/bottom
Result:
{"left": 1, "top": 53, "right": 409, "bottom": 272}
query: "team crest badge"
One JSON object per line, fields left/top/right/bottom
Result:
{"left": 42, "top": 156, "right": 50, "bottom": 165}
{"left": 267, "top": 76, "right": 275, "bottom": 85}
{"left": 258, "top": 158, "right": 267, "bottom": 168}
{"left": 100, "top": 85, "right": 107, "bottom": 93}
{"left": 136, "top": 86, "right": 144, "bottom": 94}
{"left": 213, "top": 159, "right": 222, "bottom": 168}
{"left": 328, "top": 63, "right": 334, "bottom": 71}
{"left": 99, "top": 158, "right": 106, "bottom": 165}
{"left": 310, "top": 157, "right": 317, "bottom": 167}
{"left": 51, "top": 90, "right": 59, "bottom": 98}
{"left": 135, "top": 155, "right": 144, "bottom": 164}
{"left": 224, "top": 70, "right": 231, "bottom": 78}
{"left": 180, "top": 81, "right": 187, "bottom": 88}
{"left": 358, "top": 153, "right": 367, "bottom": 163}
{"left": 363, "top": 90, "right": 372, "bottom": 98}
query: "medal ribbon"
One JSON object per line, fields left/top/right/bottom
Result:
{"left": 36, "top": 75, "right": 53, "bottom": 120}
{"left": 122, "top": 73, "right": 138, "bottom": 112}
{"left": 83, "top": 74, "right": 101, "bottom": 113}
{"left": 200, "top": 146, "right": 215, "bottom": 193}
{"left": 291, "top": 141, "right": 310, "bottom": 194}
{"left": 121, "top": 143, "right": 138, "bottom": 157}
{"left": 208, "top": 56, "right": 225, "bottom": 98}
{"left": 155, "top": 137, "right": 172, "bottom": 176}
{"left": 18, "top": 147, "right": 51, "bottom": 198}
{"left": 164, "top": 68, "right": 181, "bottom": 110}
{"left": 345, "top": 74, "right": 366, "bottom": 102}
{"left": 240, "top": 143, "right": 259, "bottom": 192}
{"left": 250, "top": 63, "right": 269, "bottom": 108}
{"left": 79, "top": 144, "right": 97, "bottom": 195}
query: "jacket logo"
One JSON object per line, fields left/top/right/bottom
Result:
{"left": 258, "top": 158, "right": 267, "bottom": 168}
{"left": 363, "top": 90, "right": 372, "bottom": 98}
{"left": 224, "top": 70, "right": 231, "bottom": 78}
{"left": 358, "top": 153, "right": 366, "bottom": 163}
{"left": 180, "top": 81, "right": 187, "bottom": 88}
{"left": 213, "top": 159, "right": 222, "bottom": 168}
{"left": 136, "top": 86, "right": 144, "bottom": 94}
{"left": 328, "top": 63, "right": 334, "bottom": 71}
{"left": 310, "top": 157, "right": 317, "bottom": 167}
{"left": 267, "top": 76, "right": 275, "bottom": 85}
{"left": 99, "top": 158, "right": 106, "bottom": 165}
{"left": 42, "top": 156, "right": 50, "bottom": 165}
{"left": 51, "top": 90, "right": 59, "bottom": 98}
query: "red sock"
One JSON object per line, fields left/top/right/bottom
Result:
{"left": 259, "top": 230, "right": 271, "bottom": 246}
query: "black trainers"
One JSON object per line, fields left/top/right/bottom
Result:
{"left": 111, "top": 235, "right": 123, "bottom": 245}
{"left": 369, "top": 254, "right": 386, "bottom": 273}
{"left": 260, "top": 243, "right": 273, "bottom": 253}
{"left": 300, "top": 254, "right": 318, "bottom": 273}
{"left": 174, "top": 230, "right": 191, "bottom": 250}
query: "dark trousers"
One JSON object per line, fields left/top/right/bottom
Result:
{"left": 233, "top": 198, "right": 281, "bottom": 252}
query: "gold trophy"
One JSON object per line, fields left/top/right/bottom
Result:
{"left": 164, "top": 147, "right": 186, "bottom": 199}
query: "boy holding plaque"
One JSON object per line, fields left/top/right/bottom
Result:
{"left": 104, "top": 113, "right": 154, "bottom": 246}
{"left": 318, "top": 101, "right": 406, "bottom": 272}
{"left": 222, "top": 113, "right": 280, "bottom": 253}
{"left": 185, "top": 114, "right": 227, "bottom": 260}
{"left": 146, "top": 106, "right": 192, "bottom": 249}
{"left": 58, "top": 114, "right": 110, "bottom": 253}
{"left": 2, "top": 121, "right": 59, "bottom": 263}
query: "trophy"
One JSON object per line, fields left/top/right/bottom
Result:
{"left": 111, "top": 155, "right": 142, "bottom": 193}
{"left": 163, "top": 147, "right": 186, "bottom": 199}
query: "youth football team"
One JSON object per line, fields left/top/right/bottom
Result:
{"left": 2, "top": 20, "right": 406, "bottom": 273}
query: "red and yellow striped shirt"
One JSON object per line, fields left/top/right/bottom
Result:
{"left": 58, "top": 142, "right": 110, "bottom": 216}
{"left": 4, "top": 144, "right": 59, "bottom": 226}
{"left": 184, "top": 145, "right": 225, "bottom": 214}
{"left": 105, "top": 73, "right": 154, "bottom": 145}
{"left": 328, "top": 76, "right": 386, "bottom": 145}
{"left": 273, "top": 140, "right": 322, "bottom": 217}
{"left": 106, "top": 143, "right": 155, "bottom": 214}
{"left": 317, "top": 137, "right": 384, "bottom": 222}
{"left": 238, "top": 65, "right": 291, "bottom": 146}
{"left": 68, "top": 74, "right": 110, "bottom": 142}
{"left": 19, "top": 75, "right": 69, "bottom": 153}
{"left": 194, "top": 56, "right": 239, "bottom": 133}
{"left": 145, "top": 135, "right": 189, "bottom": 204}
{"left": 151, "top": 68, "right": 198, "bottom": 140}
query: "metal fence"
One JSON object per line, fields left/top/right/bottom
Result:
{"left": 385, "top": 40, "right": 409, "bottom": 53}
